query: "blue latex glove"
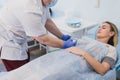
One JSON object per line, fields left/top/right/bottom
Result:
{"left": 62, "top": 39, "right": 77, "bottom": 49}
{"left": 61, "top": 34, "right": 71, "bottom": 41}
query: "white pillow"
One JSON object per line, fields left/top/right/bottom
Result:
{"left": 86, "top": 25, "right": 99, "bottom": 39}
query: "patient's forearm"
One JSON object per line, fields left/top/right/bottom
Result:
{"left": 31, "top": 34, "right": 64, "bottom": 48}
{"left": 82, "top": 52, "right": 110, "bottom": 75}
{"left": 43, "top": 35, "right": 63, "bottom": 48}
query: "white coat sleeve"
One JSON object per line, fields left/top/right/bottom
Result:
{"left": 14, "top": 0, "right": 47, "bottom": 37}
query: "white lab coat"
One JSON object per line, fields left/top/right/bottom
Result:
{"left": 0, "top": 0, "right": 50, "bottom": 60}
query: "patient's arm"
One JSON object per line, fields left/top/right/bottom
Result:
{"left": 31, "top": 34, "right": 63, "bottom": 48}
{"left": 66, "top": 47, "right": 111, "bottom": 75}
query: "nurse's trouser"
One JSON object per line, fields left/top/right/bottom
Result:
{"left": 0, "top": 50, "right": 30, "bottom": 71}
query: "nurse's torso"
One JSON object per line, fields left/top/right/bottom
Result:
{"left": 0, "top": 0, "right": 49, "bottom": 60}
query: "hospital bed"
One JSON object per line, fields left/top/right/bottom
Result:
{"left": 46, "top": 22, "right": 120, "bottom": 79}
{"left": 0, "top": 25, "right": 120, "bottom": 80}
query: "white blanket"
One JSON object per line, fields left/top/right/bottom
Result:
{"left": 0, "top": 37, "right": 116, "bottom": 80}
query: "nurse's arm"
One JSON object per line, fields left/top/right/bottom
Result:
{"left": 31, "top": 34, "right": 64, "bottom": 48}
{"left": 45, "top": 19, "right": 63, "bottom": 39}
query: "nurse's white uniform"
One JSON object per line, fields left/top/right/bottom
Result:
{"left": 0, "top": 0, "right": 50, "bottom": 60}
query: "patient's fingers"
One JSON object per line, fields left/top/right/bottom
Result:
{"left": 65, "top": 47, "right": 79, "bottom": 54}
{"left": 65, "top": 49, "right": 71, "bottom": 53}
{"left": 65, "top": 47, "right": 85, "bottom": 56}
{"left": 65, "top": 47, "right": 74, "bottom": 52}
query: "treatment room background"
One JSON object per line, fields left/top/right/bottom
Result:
{"left": 50, "top": 0, "right": 120, "bottom": 29}
{"left": 0, "top": 0, "right": 120, "bottom": 28}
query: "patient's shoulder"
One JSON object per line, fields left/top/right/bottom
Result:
{"left": 106, "top": 44, "right": 116, "bottom": 50}
{"left": 106, "top": 44, "right": 117, "bottom": 61}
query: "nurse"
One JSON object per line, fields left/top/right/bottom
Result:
{"left": 0, "top": 0, "right": 76, "bottom": 71}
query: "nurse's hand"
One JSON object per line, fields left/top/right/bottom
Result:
{"left": 62, "top": 39, "right": 77, "bottom": 49}
{"left": 61, "top": 34, "right": 71, "bottom": 41}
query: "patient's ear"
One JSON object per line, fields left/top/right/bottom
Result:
{"left": 109, "top": 31, "right": 115, "bottom": 37}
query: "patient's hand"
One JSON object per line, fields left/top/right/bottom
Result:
{"left": 66, "top": 47, "right": 86, "bottom": 56}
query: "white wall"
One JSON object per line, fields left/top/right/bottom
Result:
{"left": 1, "top": 0, "right": 120, "bottom": 28}
{"left": 52, "top": 0, "right": 120, "bottom": 28}
{"left": 0, "top": 0, "right": 6, "bottom": 8}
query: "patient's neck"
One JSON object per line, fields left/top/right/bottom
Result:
{"left": 97, "top": 37, "right": 109, "bottom": 44}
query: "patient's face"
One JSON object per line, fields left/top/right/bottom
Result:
{"left": 97, "top": 23, "right": 114, "bottom": 39}
{"left": 42, "top": 0, "right": 52, "bottom": 6}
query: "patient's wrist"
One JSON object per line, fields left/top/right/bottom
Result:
{"left": 81, "top": 52, "right": 87, "bottom": 57}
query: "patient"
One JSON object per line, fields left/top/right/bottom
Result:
{"left": 0, "top": 21, "right": 118, "bottom": 80}
{"left": 66, "top": 21, "right": 118, "bottom": 75}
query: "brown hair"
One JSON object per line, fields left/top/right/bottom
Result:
{"left": 103, "top": 21, "right": 118, "bottom": 47}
